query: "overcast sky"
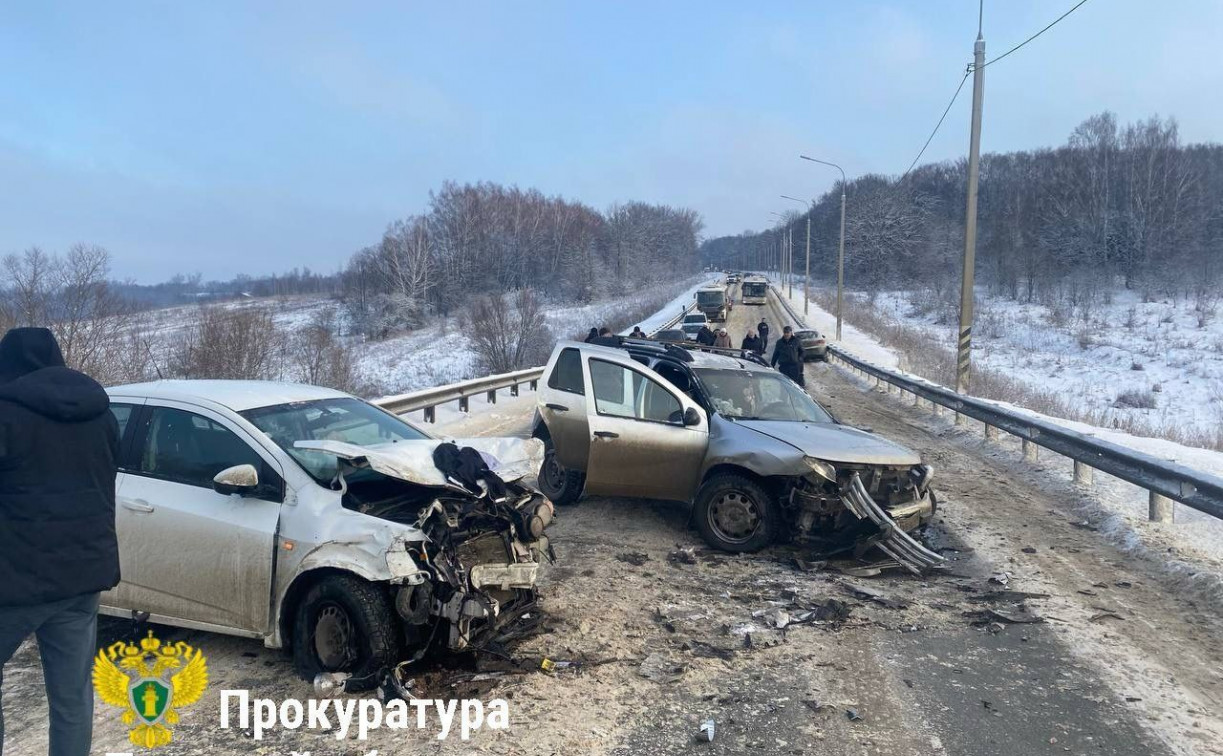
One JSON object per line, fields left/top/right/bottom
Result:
{"left": 2, "top": 1, "right": 1221, "bottom": 282}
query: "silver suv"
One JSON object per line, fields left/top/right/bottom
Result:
{"left": 532, "top": 339, "right": 941, "bottom": 572}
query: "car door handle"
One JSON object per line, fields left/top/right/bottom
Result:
{"left": 121, "top": 498, "right": 154, "bottom": 513}
{"left": 594, "top": 431, "right": 619, "bottom": 439}
{"left": 545, "top": 403, "right": 570, "bottom": 412}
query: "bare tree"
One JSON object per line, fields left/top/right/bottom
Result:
{"left": 172, "top": 306, "right": 284, "bottom": 380}
{"left": 462, "top": 289, "right": 553, "bottom": 374}
{"left": 289, "top": 308, "right": 357, "bottom": 392}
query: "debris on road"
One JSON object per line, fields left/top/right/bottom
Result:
{"left": 841, "top": 581, "right": 909, "bottom": 610}
{"left": 966, "top": 607, "right": 1044, "bottom": 625}
{"left": 1090, "top": 610, "right": 1125, "bottom": 623}
{"left": 698, "top": 719, "right": 716, "bottom": 743}
{"left": 616, "top": 551, "right": 650, "bottom": 566}
{"left": 638, "top": 652, "right": 686, "bottom": 683}
{"left": 989, "top": 572, "right": 1012, "bottom": 586}
{"left": 668, "top": 546, "right": 698, "bottom": 565}
{"left": 794, "top": 557, "right": 827, "bottom": 572}
{"left": 846, "top": 707, "right": 863, "bottom": 721}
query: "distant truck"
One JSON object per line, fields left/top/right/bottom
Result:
{"left": 695, "top": 285, "right": 729, "bottom": 322}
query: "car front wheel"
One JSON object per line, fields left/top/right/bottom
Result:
{"left": 694, "top": 474, "right": 779, "bottom": 552}
{"left": 539, "top": 442, "right": 585, "bottom": 506}
{"left": 292, "top": 574, "right": 399, "bottom": 691}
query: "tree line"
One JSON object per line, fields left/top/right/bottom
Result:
{"left": 341, "top": 181, "right": 703, "bottom": 339}
{"left": 702, "top": 112, "right": 1223, "bottom": 304}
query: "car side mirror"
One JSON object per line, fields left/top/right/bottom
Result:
{"left": 682, "top": 407, "right": 702, "bottom": 427}
{"left": 213, "top": 464, "right": 260, "bottom": 496}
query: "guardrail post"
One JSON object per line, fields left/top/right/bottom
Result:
{"left": 913, "top": 392, "right": 921, "bottom": 408}
{"left": 1073, "top": 460, "right": 1094, "bottom": 486}
{"left": 955, "top": 411, "right": 965, "bottom": 426}
{"left": 984, "top": 423, "right": 998, "bottom": 441}
{"left": 510, "top": 383, "right": 520, "bottom": 397}
{"left": 487, "top": 389, "right": 497, "bottom": 404}
{"left": 1149, "top": 492, "right": 1174, "bottom": 523}
{"left": 1022, "top": 438, "right": 1038, "bottom": 462}
{"left": 459, "top": 396, "right": 469, "bottom": 414}
{"left": 530, "top": 379, "right": 538, "bottom": 391}
{"left": 423, "top": 406, "right": 436, "bottom": 423}
{"left": 931, "top": 402, "right": 942, "bottom": 417}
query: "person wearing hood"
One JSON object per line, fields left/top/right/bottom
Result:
{"left": 741, "top": 329, "right": 763, "bottom": 355}
{"left": 0, "top": 328, "right": 119, "bottom": 756}
{"left": 758, "top": 318, "right": 770, "bottom": 349}
{"left": 584, "top": 327, "right": 599, "bottom": 343}
{"left": 696, "top": 324, "right": 716, "bottom": 346}
{"left": 713, "top": 329, "right": 732, "bottom": 348}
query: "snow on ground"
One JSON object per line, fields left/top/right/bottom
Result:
{"left": 778, "top": 283, "right": 1223, "bottom": 571}
{"left": 617, "top": 273, "right": 722, "bottom": 335}
{"left": 770, "top": 278, "right": 901, "bottom": 369}
{"left": 867, "top": 287, "right": 1223, "bottom": 440}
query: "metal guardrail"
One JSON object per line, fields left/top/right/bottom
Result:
{"left": 768, "top": 284, "right": 1223, "bottom": 522}
{"left": 372, "top": 280, "right": 715, "bottom": 422}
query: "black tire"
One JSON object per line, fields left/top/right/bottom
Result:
{"left": 538, "top": 442, "right": 585, "bottom": 506}
{"left": 693, "top": 474, "right": 780, "bottom": 553}
{"left": 292, "top": 574, "right": 399, "bottom": 691}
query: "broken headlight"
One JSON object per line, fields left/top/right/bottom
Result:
{"left": 804, "top": 457, "right": 838, "bottom": 483}
{"left": 909, "top": 464, "right": 933, "bottom": 493}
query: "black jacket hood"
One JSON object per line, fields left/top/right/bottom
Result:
{"left": 0, "top": 328, "right": 109, "bottom": 422}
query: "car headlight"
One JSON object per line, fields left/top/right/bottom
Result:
{"left": 805, "top": 457, "right": 838, "bottom": 483}
{"left": 909, "top": 464, "right": 933, "bottom": 492}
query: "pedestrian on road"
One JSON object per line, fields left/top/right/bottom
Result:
{"left": 584, "top": 327, "right": 598, "bottom": 343}
{"left": 696, "top": 324, "right": 716, "bottom": 346}
{"left": 758, "top": 318, "right": 770, "bottom": 350}
{"left": 713, "top": 329, "right": 732, "bottom": 348}
{"left": 0, "top": 327, "right": 120, "bottom": 756}
{"left": 770, "top": 325, "right": 805, "bottom": 387}
{"left": 591, "top": 327, "right": 619, "bottom": 347}
{"left": 629, "top": 326, "right": 646, "bottom": 339}
{"left": 741, "top": 330, "right": 763, "bottom": 355}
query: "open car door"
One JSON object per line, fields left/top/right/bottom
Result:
{"left": 580, "top": 349, "right": 708, "bottom": 502}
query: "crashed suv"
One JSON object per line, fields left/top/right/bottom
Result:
{"left": 102, "top": 381, "right": 553, "bottom": 689}
{"left": 533, "top": 339, "right": 941, "bottom": 572}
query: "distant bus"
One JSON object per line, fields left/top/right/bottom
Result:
{"left": 741, "top": 275, "right": 768, "bottom": 305}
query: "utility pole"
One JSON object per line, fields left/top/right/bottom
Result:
{"left": 957, "top": 5, "right": 986, "bottom": 400}
{"left": 781, "top": 194, "right": 813, "bottom": 316}
{"left": 800, "top": 155, "right": 847, "bottom": 341}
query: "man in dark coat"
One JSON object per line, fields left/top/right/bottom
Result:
{"left": 741, "top": 330, "right": 763, "bottom": 355}
{"left": 770, "top": 325, "right": 805, "bottom": 386}
{"left": 584, "top": 327, "right": 599, "bottom": 343}
{"left": 591, "top": 327, "right": 620, "bottom": 348}
{"left": 0, "top": 327, "right": 119, "bottom": 756}
{"left": 758, "top": 318, "right": 770, "bottom": 350}
{"left": 696, "top": 324, "right": 716, "bottom": 346}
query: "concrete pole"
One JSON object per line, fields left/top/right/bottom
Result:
{"left": 836, "top": 188, "right": 845, "bottom": 342}
{"left": 1073, "top": 460, "right": 1094, "bottom": 486}
{"left": 804, "top": 212, "right": 811, "bottom": 317}
{"left": 956, "top": 22, "right": 986, "bottom": 397}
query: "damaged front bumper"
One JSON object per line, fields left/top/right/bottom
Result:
{"left": 841, "top": 473, "right": 944, "bottom": 575}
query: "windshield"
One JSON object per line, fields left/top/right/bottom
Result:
{"left": 683, "top": 314, "right": 707, "bottom": 324}
{"left": 697, "top": 291, "right": 724, "bottom": 304}
{"left": 742, "top": 282, "right": 767, "bottom": 297}
{"left": 242, "top": 398, "right": 429, "bottom": 483}
{"left": 694, "top": 368, "right": 834, "bottom": 423}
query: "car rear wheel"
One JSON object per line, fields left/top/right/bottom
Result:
{"left": 292, "top": 574, "right": 399, "bottom": 691}
{"left": 694, "top": 474, "right": 779, "bottom": 552}
{"left": 539, "top": 442, "right": 585, "bottom": 506}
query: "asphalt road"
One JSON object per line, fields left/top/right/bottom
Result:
{"left": 4, "top": 286, "right": 1222, "bottom": 755}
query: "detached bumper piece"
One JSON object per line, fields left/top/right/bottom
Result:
{"left": 842, "top": 473, "right": 944, "bottom": 575}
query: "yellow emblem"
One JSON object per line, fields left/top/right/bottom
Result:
{"left": 92, "top": 631, "right": 209, "bottom": 749}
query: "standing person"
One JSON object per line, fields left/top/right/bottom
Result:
{"left": 591, "top": 327, "right": 619, "bottom": 347}
{"left": 584, "top": 327, "right": 599, "bottom": 343}
{"left": 630, "top": 326, "right": 646, "bottom": 339}
{"left": 713, "top": 329, "right": 732, "bottom": 348}
{"left": 741, "top": 329, "right": 762, "bottom": 355}
{"left": 770, "top": 326, "right": 805, "bottom": 387}
{"left": 696, "top": 323, "right": 716, "bottom": 346}
{"left": 758, "top": 318, "right": 770, "bottom": 350}
{"left": 0, "top": 327, "right": 120, "bottom": 756}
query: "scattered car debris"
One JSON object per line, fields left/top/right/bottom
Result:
{"left": 989, "top": 572, "right": 1012, "bottom": 586}
{"left": 698, "top": 720, "right": 716, "bottom": 743}
{"left": 968, "top": 590, "right": 1051, "bottom": 604}
{"left": 638, "top": 653, "right": 686, "bottom": 683}
{"left": 616, "top": 551, "right": 650, "bottom": 566}
{"left": 846, "top": 707, "right": 863, "bottom": 721}
{"left": 668, "top": 546, "right": 698, "bottom": 565}
{"left": 830, "top": 560, "right": 899, "bottom": 578}
{"left": 966, "top": 607, "right": 1044, "bottom": 625}
{"left": 1090, "top": 610, "right": 1125, "bottom": 623}
{"left": 841, "top": 582, "right": 909, "bottom": 610}
{"left": 1021, "top": 546, "right": 1037, "bottom": 554}
{"left": 803, "top": 699, "right": 836, "bottom": 714}
{"left": 794, "top": 557, "right": 827, "bottom": 572}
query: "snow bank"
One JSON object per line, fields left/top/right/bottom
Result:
{"left": 771, "top": 282, "right": 901, "bottom": 369}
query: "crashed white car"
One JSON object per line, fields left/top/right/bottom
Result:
{"left": 102, "top": 381, "right": 553, "bottom": 689}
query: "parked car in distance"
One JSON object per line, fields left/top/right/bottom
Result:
{"left": 795, "top": 329, "right": 828, "bottom": 360}
{"left": 532, "top": 340, "right": 940, "bottom": 571}
{"left": 727, "top": 273, "right": 742, "bottom": 284}
{"left": 100, "top": 380, "right": 553, "bottom": 688}
{"left": 654, "top": 328, "right": 687, "bottom": 343}
{"left": 680, "top": 312, "right": 709, "bottom": 340}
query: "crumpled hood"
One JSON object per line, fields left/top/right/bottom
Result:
{"left": 294, "top": 437, "right": 544, "bottom": 491}
{"left": 736, "top": 420, "right": 921, "bottom": 466}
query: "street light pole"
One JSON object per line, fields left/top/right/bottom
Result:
{"left": 957, "top": 15, "right": 986, "bottom": 398}
{"left": 782, "top": 194, "right": 814, "bottom": 316}
{"left": 800, "top": 155, "right": 847, "bottom": 341}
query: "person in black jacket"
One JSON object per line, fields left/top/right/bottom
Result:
{"left": 741, "top": 329, "right": 763, "bottom": 355}
{"left": 696, "top": 324, "right": 716, "bottom": 346}
{"left": 584, "top": 327, "right": 599, "bottom": 343}
{"left": 770, "top": 326, "right": 805, "bottom": 386}
{"left": 0, "top": 328, "right": 119, "bottom": 756}
{"left": 758, "top": 318, "right": 770, "bottom": 349}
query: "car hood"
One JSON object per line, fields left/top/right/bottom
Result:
{"left": 736, "top": 420, "right": 921, "bottom": 466}
{"left": 294, "top": 437, "right": 545, "bottom": 491}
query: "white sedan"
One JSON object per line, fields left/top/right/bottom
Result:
{"left": 101, "top": 380, "right": 553, "bottom": 689}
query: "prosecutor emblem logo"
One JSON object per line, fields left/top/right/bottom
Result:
{"left": 92, "top": 630, "right": 209, "bottom": 748}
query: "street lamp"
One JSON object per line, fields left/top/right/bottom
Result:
{"left": 800, "top": 155, "right": 847, "bottom": 342}
{"left": 781, "top": 195, "right": 813, "bottom": 317}
{"left": 768, "top": 212, "right": 786, "bottom": 283}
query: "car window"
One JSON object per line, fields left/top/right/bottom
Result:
{"left": 590, "top": 359, "right": 682, "bottom": 423}
{"left": 139, "top": 406, "right": 268, "bottom": 490}
{"left": 547, "top": 347, "right": 585, "bottom": 395}
{"left": 109, "top": 403, "right": 134, "bottom": 437}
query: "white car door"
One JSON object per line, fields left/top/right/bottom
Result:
{"left": 100, "top": 399, "right": 142, "bottom": 612}
{"left": 119, "top": 400, "right": 284, "bottom": 635}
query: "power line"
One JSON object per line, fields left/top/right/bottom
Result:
{"left": 978, "top": 0, "right": 1091, "bottom": 70}
{"left": 900, "top": 71, "right": 970, "bottom": 180}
